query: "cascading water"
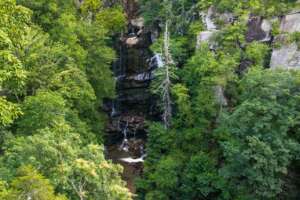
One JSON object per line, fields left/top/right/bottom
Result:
{"left": 104, "top": 0, "right": 161, "bottom": 193}
{"left": 119, "top": 120, "right": 129, "bottom": 152}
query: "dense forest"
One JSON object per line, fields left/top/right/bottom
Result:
{"left": 1, "top": 0, "right": 300, "bottom": 199}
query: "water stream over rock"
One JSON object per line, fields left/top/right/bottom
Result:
{"left": 104, "top": 0, "right": 160, "bottom": 193}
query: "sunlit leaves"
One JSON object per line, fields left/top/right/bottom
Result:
{"left": 0, "top": 98, "right": 21, "bottom": 127}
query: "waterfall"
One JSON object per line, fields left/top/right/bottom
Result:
{"left": 151, "top": 54, "right": 164, "bottom": 68}
{"left": 119, "top": 121, "right": 129, "bottom": 152}
{"left": 120, "top": 154, "right": 146, "bottom": 163}
{"left": 111, "top": 100, "right": 118, "bottom": 117}
{"left": 105, "top": 0, "right": 159, "bottom": 192}
{"left": 200, "top": 6, "right": 217, "bottom": 31}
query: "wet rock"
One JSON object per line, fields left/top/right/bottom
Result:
{"left": 129, "top": 72, "right": 153, "bottom": 81}
{"left": 150, "top": 54, "right": 164, "bottom": 69}
{"left": 238, "top": 59, "right": 253, "bottom": 74}
{"left": 200, "top": 6, "right": 217, "bottom": 31}
{"left": 128, "top": 138, "right": 145, "bottom": 158}
{"left": 246, "top": 16, "right": 272, "bottom": 42}
{"left": 117, "top": 72, "right": 153, "bottom": 89}
{"left": 106, "top": 114, "right": 147, "bottom": 141}
{"left": 270, "top": 42, "right": 300, "bottom": 69}
{"left": 118, "top": 88, "right": 151, "bottom": 104}
{"left": 126, "top": 36, "right": 139, "bottom": 47}
{"left": 261, "top": 19, "right": 272, "bottom": 41}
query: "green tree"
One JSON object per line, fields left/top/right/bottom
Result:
{"left": 0, "top": 165, "right": 67, "bottom": 200}
{"left": 16, "top": 91, "right": 66, "bottom": 134}
{"left": 0, "top": 122, "right": 132, "bottom": 200}
{"left": 0, "top": 98, "right": 21, "bottom": 127}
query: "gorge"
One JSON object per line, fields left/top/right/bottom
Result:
{"left": 104, "top": 0, "right": 160, "bottom": 192}
{"left": 2, "top": 0, "right": 300, "bottom": 199}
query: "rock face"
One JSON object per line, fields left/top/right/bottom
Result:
{"left": 197, "top": 6, "right": 234, "bottom": 49}
{"left": 270, "top": 43, "right": 300, "bottom": 69}
{"left": 105, "top": 0, "right": 159, "bottom": 143}
{"left": 214, "top": 86, "right": 228, "bottom": 106}
{"left": 280, "top": 13, "right": 300, "bottom": 33}
{"left": 246, "top": 16, "right": 272, "bottom": 42}
{"left": 197, "top": 7, "right": 231, "bottom": 106}
{"left": 270, "top": 12, "right": 300, "bottom": 69}
{"left": 197, "top": 7, "right": 218, "bottom": 49}
{"left": 196, "top": 31, "right": 215, "bottom": 49}
{"left": 104, "top": 0, "right": 160, "bottom": 193}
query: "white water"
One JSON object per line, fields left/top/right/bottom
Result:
{"left": 119, "top": 121, "right": 129, "bottom": 152}
{"left": 200, "top": 7, "right": 217, "bottom": 31}
{"left": 120, "top": 154, "right": 146, "bottom": 163}
{"left": 111, "top": 101, "right": 117, "bottom": 117}
{"left": 152, "top": 54, "right": 164, "bottom": 68}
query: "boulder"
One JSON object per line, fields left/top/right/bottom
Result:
{"left": 130, "top": 17, "right": 144, "bottom": 29}
{"left": 126, "top": 36, "right": 139, "bottom": 47}
{"left": 196, "top": 31, "right": 216, "bottom": 49}
{"left": 200, "top": 6, "right": 217, "bottom": 31}
{"left": 280, "top": 13, "right": 300, "bottom": 33}
{"left": 270, "top": 42, "right": 300, "bottom": 69}
{"left": 214, "top": 86, "right": 228, "bottom": 106}
{"left": 246, "top": 16, "right": 272, "bottom": 42}
{"left": 270, "top": 12, "right": 300, "bottom": 69}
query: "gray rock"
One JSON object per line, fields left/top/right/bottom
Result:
{"left": 218, "top": 12, "right": 234, "bottom": 25}
{"left": 130, "top": 17, "right": 144, "bottom": 29}
{"left": 214, "top": 86, "right": 228, "bottom": 106}
{"left": 126, "top": 36, "right": 139, "bottom": 47}
{"left": 270, "top": 42, "right": 300, "bottom": 69}
{"left": 280, "top": 13, "right": 300, "bottom": 33}
{"left": 200, "top": 6, "right": 217, "bottom": 31}
{"left": 196, "top": 31, "right": 217, "bottom": 49}
{"left": 261, "top": 19, "right": 272, "bottom": 41}
{"left": 246, "top": 16, "right": 272, "bottom": 42}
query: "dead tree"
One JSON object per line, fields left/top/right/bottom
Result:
{"left": 161, "top": 20, "right": 173, "bottom": 129}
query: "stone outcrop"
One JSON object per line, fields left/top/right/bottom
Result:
{"left": 105, "top": 0, "right": 159, "bottom": 143}
{"left": 280, "top": 13, "right": 300, "bottom": 33}
{"left": 246, "top": 16, "right": 272, "bottom": 42}
{"left": 214, "top": 86, "right": 228, "bottom": 106}
{"left": 197, "top": 7, "right": 232, "bottom": 106}
{"left": 270, "top": 42, "right": 300, "bottom": 69}
{"left": 270, "top": 12, "right": 300, "bottom": 69}
{"left": 197, "top": 7, "right": 218, "bottom": 49}
{"left": 196, "top": 31, "right": 216, "bottom": 49}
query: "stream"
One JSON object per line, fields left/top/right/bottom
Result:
{"left": 103, "top": 0, "right": 162, "bottom": 193}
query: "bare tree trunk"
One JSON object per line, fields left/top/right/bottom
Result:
{"left": 162, "top": 21, "right": 173, "bottom": 129}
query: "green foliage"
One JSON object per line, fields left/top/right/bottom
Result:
{"left": 0, "top": 165, "right": 67, "bottom": 200}
{"left": 140, "top": 0, "right": 198, "bottom": 34}
{"left": 245, "top": 42, "right": 270, "bottom": 66}
{"left": 181, "top": 152, "right": 223, "bottom": 199}
{"left": 50, "top": 68, "right": 96, "bottom": 113}
{"left": 96, "top": 6, "right": 126, "bottom": 34}
{"left": 0, "top": 98, "right": 21, "bottom": 127}
{"left": 287, "top": 31, "right": 300, "bottom": 48}
{"left": 0, "top": 0, "right": 31, "bottom": 98}
{"left": 1, "top": 122, "right": 132, "bottom": 199}
{"left": 139, "top": 1, "right": 300, "bottom": 200}
{"left": 2, "top": 0, "right": 300, "bottom": 199}
{"left": 215, "top": 69, "right": 300, "bottom": 199}
{"left": 209, "top": 0, "right": 297, "bottom": 16}
{"left": 16, "top": 91, "right": 66, "bottom": 134}
{"left": 172, "top": 84, "right": 193, "bottom": 127}
{"left": 0, "top": 1, "right": 130, "bottom": 199}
